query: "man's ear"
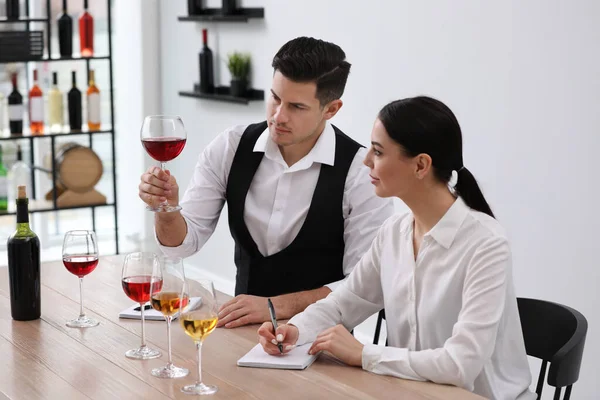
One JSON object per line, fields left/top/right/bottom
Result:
{"left": 322, "top": 99, "right": 343, "bottom": 120}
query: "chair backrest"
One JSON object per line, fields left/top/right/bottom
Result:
{"left": 517, "top": 297, "right": 587, "bottom": 400}
{"left": 373, "top": 309, "right": 386, "bottom": 345}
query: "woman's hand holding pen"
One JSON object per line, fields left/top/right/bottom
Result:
{"left": 257, "top": 323, "right": 299, "bottom": 355}
{"left": 308, "top": 324, "right": 364, "bottom": 367}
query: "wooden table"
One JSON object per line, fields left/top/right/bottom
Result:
{"left": 0, "top": 256, "right": 484, "bottom": 400}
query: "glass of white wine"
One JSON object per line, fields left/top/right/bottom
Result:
{"left": 179, "top": 278, "right": 219, "bottom": 395}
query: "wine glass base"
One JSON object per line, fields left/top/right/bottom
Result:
{"left": 125, "top": 345, "right": 161, "bottom": 360}
{"left": 66, "top": 315, "right": 99, "bottom": 328}
{"left": 146, "top": 204, "right": 182, "bottom": 213}
{"left": 181, "top": 383, "right": 218, "bottom": 395}
{"left": 151, "top": 364, "right": 189, "bottom": 379}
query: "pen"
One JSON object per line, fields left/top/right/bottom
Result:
{"left": 267, "top": 298, "right": 283, "bottom": 354}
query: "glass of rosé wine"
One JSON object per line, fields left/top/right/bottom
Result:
{"left": 140, "top": 115, "right": 187, "bottom": 213}
{"left": 150, "top": 256, "right": 189, "bottom": 379}
{"left": 62, "top": 230, "right": 99, "bottom": 328}
{"left": 121, "top": 252, "right": 163, "bottom": 360}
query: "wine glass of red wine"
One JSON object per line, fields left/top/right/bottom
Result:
{"left": 121, "top": 252, "right": 163, "bottom": 360}
{"left": 140, "top": 115, "right": 187, "bottom": 213}
{"left": 62, "top": 230, "right": 99, "bottom": 328}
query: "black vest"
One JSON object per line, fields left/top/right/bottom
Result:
{"left": 226, "top": 121, "right": 362, "bottom": 297}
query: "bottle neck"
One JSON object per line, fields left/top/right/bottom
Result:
{"left": 63, "top": 0, "right": 67, "bottom": 12}
{"left": 83, "top": 0, "right": 89, "bottom": 11}
{"left": 16, "top": 199, "right": 30, "bottom": 225}
{"left": 72, "top": 72, "right": 77, "bottom": 88}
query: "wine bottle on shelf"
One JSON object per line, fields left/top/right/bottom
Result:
{"left": 79, "top": 0, "right": 94, "bottom": 57}
{"left": 222, "top": 0, "right": 236, "bottom": 15}
{"left": 187, "top": 0, "right": 204, "bottom": 15}
{"left": 7, "top": 185, "right": 41, "bottom": 321}
{"left": 57, "top": 0, "right": 73, "bottom": 58}
{"left": 68, "top": 71, "right": 82, "bottom": 131}
{"left": 8, "top": 73, "right": 23, "bottom": 136}
{"left": 6, "top": 0, "right": 20, "bottom": 20}
{"left": 87, "top": 69, "right": 100, "bottom": 131}
{"left": 199, "top": 28, "right": 214, "bottom": 94}
{"left": 0, "top": 145, "right": 7, "bottom": 211}
{"left": 8, "top": 144, "right": 31, "bottom": 210}
{"left": 29, "top": 69, "right": 44, "bottom": 135}
{"left": 48, "top": 72, "right": 64, "bottom": 132}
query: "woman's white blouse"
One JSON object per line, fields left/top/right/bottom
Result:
{"left": 289, "top": 197, "right": 535, "bottom": 400}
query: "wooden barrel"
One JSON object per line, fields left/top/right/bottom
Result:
{"left": 45, "top": 143, "right": 103, "bottom": 194}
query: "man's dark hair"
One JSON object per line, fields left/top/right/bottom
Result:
{"left": 272, "top": 37, "right": 351, "bottom": 106}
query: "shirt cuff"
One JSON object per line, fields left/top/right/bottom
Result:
{"left": 362, "top": 344, "right": 423, "bottom": 381}
{"left": 154, "top": 223, "right": 196, "bottom": 258}
{"left": 362, "top": 343, "right": 385, "bottom": 371}
{"left": 325, "top": 277, "right": 345, "bottom": 292}
{"left": 287, "top": 315, "right": 317, "bottom": 346}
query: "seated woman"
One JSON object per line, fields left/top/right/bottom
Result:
{"left": 257, "top": 96, "right": 535, "bottom": 400}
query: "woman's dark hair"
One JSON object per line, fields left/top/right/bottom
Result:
{"left": 272, "top": 36, "right": 351, "bottom": 106}
{"left": 378, "top": 96, "right": 495, "bottom": 218}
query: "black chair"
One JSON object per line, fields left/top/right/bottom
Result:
{"left": 517, "top": 297, "right": 587, "bottom": 400}
{"left": 373, "top": 309, "right": 386, "bottom": 345}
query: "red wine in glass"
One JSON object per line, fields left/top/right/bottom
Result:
{"left": 122, "top": 275, "right": 164, "bottom": 303}
{"left": 142, "top": 137, "right": 186, "bottom": 162}
{"left": 121, "top": 252, "right": 162, "bottom": 360}
{"left": 140, "top": 116, "right": 187, "bottom": 213}
{"left": 63, "top": 255, "right": 98, "bottom": 277}
{"left": 62, "top": 230, "right": 99, "bottom": 328}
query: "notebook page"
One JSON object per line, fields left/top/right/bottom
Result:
{"left": 237, "top": 343, "right": 317, "bottom": 370}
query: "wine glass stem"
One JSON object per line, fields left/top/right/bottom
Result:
{"left": 196, "top": 340, "right": 203, "bottom": 385}
{"left": 160, "top": 162, "right": 168, "bottom": 207}
{"left": 166, "top": 316, "right": 173, "bottom": 366}
{"left": 140, "top": 303, "right": 146, "bottom": 347}
{"left": 78, "top": 277, "right": 85, "bottom": 318}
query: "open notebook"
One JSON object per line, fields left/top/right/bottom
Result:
{"left": 118, "top": 297, "right": 201, "bottom": 321}
{"left": 237, "top": 343, "right": 317, "bottom": 370}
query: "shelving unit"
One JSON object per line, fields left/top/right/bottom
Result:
{"left": 177, "top": 7, "right": 264, "bottom": 23}
{"left": 4, "top": 55, "right": 111, "bottom": 64}
{"left": 179, "top": 87, "right": 264, "bottom": 105}
{"left": 0, "top": 0, "right": 119, "bottom": 253}
{"left": 177, "top": 4, "right": 265, "bottom": 105}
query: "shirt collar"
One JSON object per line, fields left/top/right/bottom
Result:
{"left": 253, "top": 121, "right": 336, "bottom": 169}
{"left": 400, "top": 196, "right": 470, "bottom": 250}
{"left": 426, "top": 196, "right": 470, "bottom": 249}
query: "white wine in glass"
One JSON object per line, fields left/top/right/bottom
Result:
{"left": 180, "top": 278, "right": 219, "bottom": 395}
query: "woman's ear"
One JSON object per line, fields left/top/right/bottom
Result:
{"left": 414, "top": 153, "right": 433, "bottom": 179}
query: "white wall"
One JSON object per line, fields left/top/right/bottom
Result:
{"left": 156, "top": 1, "right": 599, "bottom": 397}
{"left": 113, "top": 0, "right": 161, "bottom": 254}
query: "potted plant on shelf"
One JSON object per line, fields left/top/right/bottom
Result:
{"left": 227, "top": 52, "right": 251, "bottom": 97}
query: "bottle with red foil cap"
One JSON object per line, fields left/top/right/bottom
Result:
{"left": 199, "top": 29, "right": 214, "bottom": 94}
